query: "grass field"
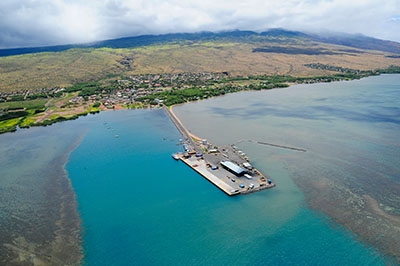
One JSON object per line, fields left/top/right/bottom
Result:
{"left": 0, "top": 98, "right": 47, "bottom": 110}
{"left": 0, "top": 92, "right": 101, "bottom": 133}
{"left": 1, "top": 39, "right": 399, "bottom": 93}
{"left": 128, "top": 41, "right": 400, "bottom": 76}
{"left": 0, "top": 48, "right": 125, "bottom": 92}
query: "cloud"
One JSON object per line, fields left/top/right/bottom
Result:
{"left": 0, "top": 0, "right": 399, "bottom": 48}
{"left": 0, "top": 0, "right": 100, "bottom": 47}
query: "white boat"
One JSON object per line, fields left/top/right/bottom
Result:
{"left": 172, "top": 153, "right": 180, "bottom": 160}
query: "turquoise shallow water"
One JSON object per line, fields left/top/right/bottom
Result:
{"left": 1, "top": 75, "right": 396, "bottom": 265}
{"left": 66, "top": 89, "right": 396, "bottom": 266}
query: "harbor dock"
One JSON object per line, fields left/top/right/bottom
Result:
{"left": 178, "top": 153, "right": 240, "bottom": 196}
{"left": 165, "top": 107, "right": 275, "bottom": 196}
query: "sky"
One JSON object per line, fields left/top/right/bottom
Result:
{"left": 0, "top": 0, "right": 399, "bottom": 49}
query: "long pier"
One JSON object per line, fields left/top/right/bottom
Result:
{"left": 165, "top": 106, "right": 275, "bottom": 196}
{"left": 164, "top": 107, "right": 191, "bottom": 142}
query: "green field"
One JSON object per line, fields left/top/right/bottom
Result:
{"left": 0, "top": 95, "right": 101, "bottom": 133}
{"left": 0, "top": 98, "right": 47, "bottom": 110}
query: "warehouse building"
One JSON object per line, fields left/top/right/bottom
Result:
{"left": 220, "top": 161, "right": 248, "bottom": 176}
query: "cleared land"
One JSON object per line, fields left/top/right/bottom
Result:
{"left": 1, "top": 40, "right": 400, "bottom": 92}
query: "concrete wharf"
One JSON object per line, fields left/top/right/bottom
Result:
{"left": 178, "top": 154, "right": 240, "bottom": 195}
{"left": 165, "top": 107, "right": 275, "bottom": 196}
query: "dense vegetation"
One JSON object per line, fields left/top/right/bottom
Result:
{"left": 136, "top": 81, "right": 289, "bottom": 106}
{"left": 135, "top": 67, "right": 400, "bottom": 106}
{"left": 1, "top": 65, "right": 400, "bottom": 134}
{"left": 0, "top": 93, "right": 100, "bottom": 133}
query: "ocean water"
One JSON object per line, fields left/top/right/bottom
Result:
{"left": 66, "top": 76, "right": 399, "bottom": 265}
{"left": 1, "top": 75, "right": 398, "bottom": 265}
{"left": 173, "top": 74, "right": 400, "bottom": 265}
{"left": 0, "top": 118, "right": 86, "bottom": 264}
{"left": 67, "top": 109, "right": 387, "bottom": 266}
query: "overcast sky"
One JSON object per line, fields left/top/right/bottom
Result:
{"left": 0, "top": 0, "right": 399, "bottom": 49}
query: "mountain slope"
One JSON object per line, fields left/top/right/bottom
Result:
{"left": 1, "top": 29, "right": 400, "bottom": 92}
{"left": 309, "top": 32, "right": 400, "bottom": 54}
{"left": 1, "top": 29, "right": 400, "bottom": 57}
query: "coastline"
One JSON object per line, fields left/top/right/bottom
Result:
{"left": 1, "top": 75, "right": 399, "bottom": 264}
{"left": 3, "top": 71, "right": 400, "bottom": 135}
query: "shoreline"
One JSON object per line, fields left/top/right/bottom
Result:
{"left": 3, "top": 73, "right": 400, "bottom": 135}
{"left": 1, "top": 74, "right": 399, "bottom": 264}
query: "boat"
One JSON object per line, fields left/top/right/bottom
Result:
{"left": 172, "top": 153, "right": 180, "bottom": 160}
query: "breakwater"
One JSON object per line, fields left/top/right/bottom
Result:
{"left": 257, "top": 141, "right": 307, "bottom": 152}
{"left": 236, "top": 139, "right": 306, "bottom": 152}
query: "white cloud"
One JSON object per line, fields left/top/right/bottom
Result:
{"left": 0, "top": 0, "right": 399, "bottom": 48}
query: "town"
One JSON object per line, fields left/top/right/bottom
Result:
{"left": 1, "top": 65, "right": 400, "bottom": 134}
